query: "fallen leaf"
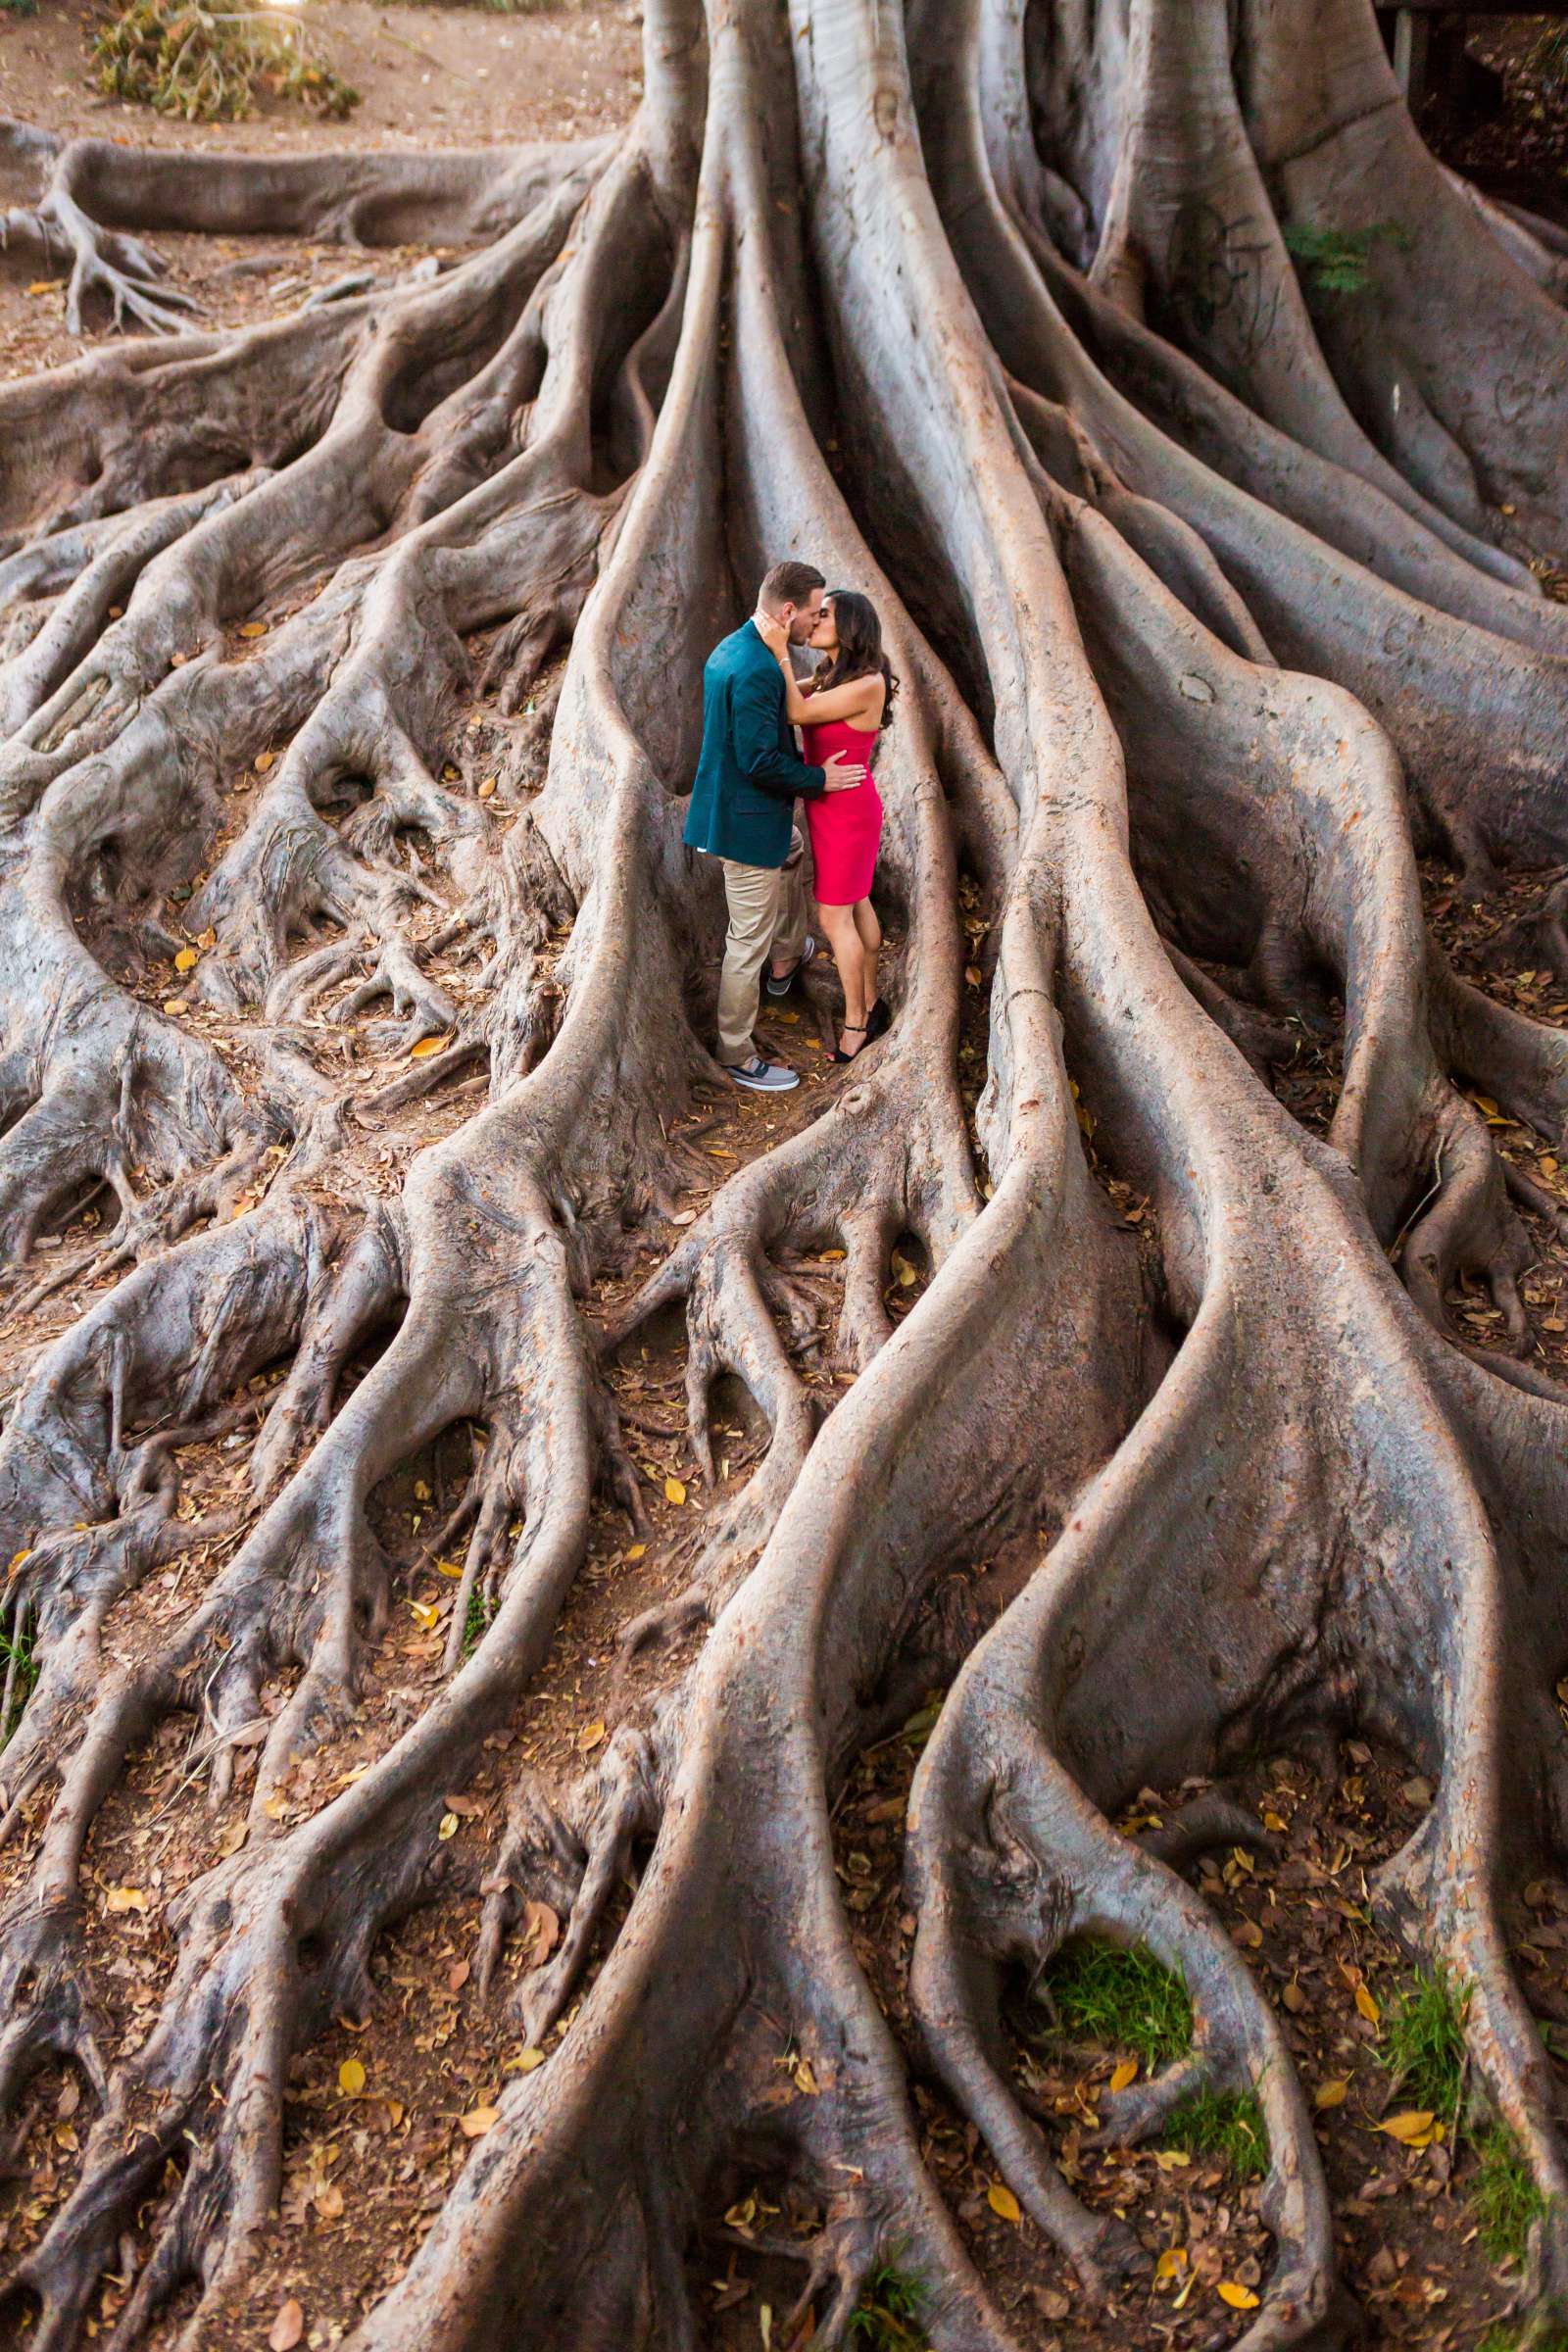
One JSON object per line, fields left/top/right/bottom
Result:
{"left": 105, "top": 1886, "right": 147, "bottom": 1914}
{"left": 793, "top": 2056, "right": 819, "bottom": 2095}
{"left": 625, "top": 1544, "right": 647, "bottom": 1561}
{"left": 670, "top": 1208, "right": 697, "bottom": 1226}
{"left": 435, "top": 1558, "right": 464, "bottom": 1579}
{"left": 460, "top": 2105, "right": 499, "bottom": 2137}
{"left": 1262, "top": 1809, "right": 1287, "bottom": 1833}
{"left": 448, "top": 1960, "right": 470, "bottom": 1993}
{"left": 438, "top": 1811, "right": 460, "bottom": 1840}
{"left": 314, "top": 2180, "right": 344, "bottom": 2221}
{"left": 411, "top": 1035, "right": 453, "bottom": 1059}
{"left": 1152, "top": 2148, "right": 1192, "bottom": 2171}
{"left": 339, "top": 2058, "right": 366, "bottom": 2096}
{"left": 173, "top": 946, "right": 200, "bottom": 972}
{"left": 478, "top": 776, "right": 497, "bottom": 799}
{"left": 1354, "top": 1983, "right": 1381, "bottom": 2026}
{"left": 1109, "top": 2059, "right": 1138, "bottom": 2093}
{"left": 238, "top": 621, "right": 269, "bottom": 639}
{"left": 410, "top": 1600, "right": 440, "bottom": 1631}
{"left": 163, "top": 997, "right": 188, "bottom": 1015}
{"left": 1378, "top": 2110, "right": 1436, "bottom": 2144}
{"left": 577, "top": 1718, "right": 607, "bottom": 1754}
{"left": 25, "top": 279, "right": 54, "bottom": 295}
{"left": 521, "top": 1900, "right": 561, "bottom": 1962}
{"left": 1315, "top": 2078, "right": 1348, "bottom": 2109}
{"left": 506, "top": 2046, "right": 546, "bottom": 2073}
{"left": 1282, "top": 1978, "right": 1306, "bottom": 2014}
{"left": 198, "top": 927, "right": 217, "bottom": 949}
{"left": 1154, "top": 2248, "right": 1188, "bottom": 2285}
{"left": 1218, "top": 2282, "right": 1260, "bottom": 2311}
{"left": 269, "top": 2298, "right": 306, "bottom": 2351}
{"left": 217, "top": 1819, "right": 248, "bottom": 1858}
{"left": 664, "top": 1476, "right": 687, "bottom": 1505}
{"left": 256, "top": 750, "right": 274, "bottom": 773}
{"left": 986, "top": 2180, "right": 1021, "bottom": 2223}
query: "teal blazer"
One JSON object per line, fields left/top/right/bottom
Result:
{"left": 683, "top": 621, "right": 827, "bottom": 869}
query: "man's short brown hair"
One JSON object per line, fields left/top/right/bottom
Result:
{"left": 760, "top": 560, "right": 826, "bottom": 612}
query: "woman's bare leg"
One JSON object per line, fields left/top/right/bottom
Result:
{"left": 817, "top": 899, "right": 868, "bottom": 1045}
{"left": 854, "top": 896, "right": 882, "bottom": 1010}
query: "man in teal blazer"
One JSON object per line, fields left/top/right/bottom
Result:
{"left": 685, "top": 560, "right": 863, "bottom": 1091}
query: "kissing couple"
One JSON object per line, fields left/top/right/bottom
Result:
{"left": 683, "top": 560, "right": 898, "bottom": 1092}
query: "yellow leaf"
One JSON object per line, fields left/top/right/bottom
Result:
{"left": 198, "top": 927, "right": 217, "bottom": 950}
{"left": 663, "top": 1476, "right": 687, "bottom": 1505}
{"left": 1378, "top": 2110, "right": 1436, "bottom": 2143}
{"left": 1354, "top": 1983, "right": 1381, "bottom": 2026}
{"left": 478, "top": 777, "right": 497, "bottom": 799}
{"left": 1109, "top": 2059, "right": 1138, "bottom": 2093}
{"left": 460, "top": 2105, "right": 499, "bottom": 2137}
{"left": 8, "top": 1549, "right": 32, "bottom": 1575}
{"left": 1314, "top": 2078, "right": 1348, "bottom": 2109}
{"left": 820, "top": 1249, "right": 847, "bottom": 1261}
{"left": 1218, "top": 2282, "right": 1260, "bottom": 2311}
{"left": 435, "top": 1558, "right": 464, "bottom": 1579}
{"left": 217, "top": 1819, "right": 248, "bottom": 1858}
{"left": 793, "top": 2057, "right": 819, "bottom": 2094}
{"left": 577, "top": 1718, "right": 607, "bottom": 1754}
{"left": 439, "top": 1812, "right": 460, "bottom": 1840}
{"left": 263, "top": 1793, "right": 289, "bottom": 1819}
{"left": 505, "top": 2046, "right": 546, "bottom": 2073}
{"left": 173, "top": 946, "right": 199, "bottom": 972}
{"left": 1152, "top": 2148, "right": 1191, "bottom": 2171}
{"left": 238, "top": 621, "right": 269, "bottom": 639}
{"left": 625, "top": 1544, "right": 647, "bottom": 1561}
{"left": 105, "top": 1886, "right": 147, "bottom": 1914}
{"left": 1154, "top": 2248, "right": 1188, "bottom": 2284}
{"left": 411, "top": 1035, "right": 452, "bottom": 1059}
{"left": 1262, "top": 1810, "right": 1287, "bottom": 1833}
{"left": 26, "top": 279, "right": 54, "bottom": 295}
{"left": 163, "top": 997, "right": 188, "bottom": 1015}
{"left": 410, "top": 1600, "right": 439, "bottom": 1631}
{"left": 255, "top": 750, "right": 274, "bottom": 773}
{"left": 338, "top": 2059, "right": 366, "bottom": 2096}
{"left": 986, "top": 2181, "right": 1021, "bottom": 2224}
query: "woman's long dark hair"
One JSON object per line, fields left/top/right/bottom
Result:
{"left": 815, "top": 588, "right": 899, "bottom": 729}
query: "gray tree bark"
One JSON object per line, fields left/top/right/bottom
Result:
{"left": 2, "top": 0, "right": 1568, "bottom": 2345}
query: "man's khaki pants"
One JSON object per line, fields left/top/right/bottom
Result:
{"left": 715, "top": 833, "right": 808, "bottom": 1067}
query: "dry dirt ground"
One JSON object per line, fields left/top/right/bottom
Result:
{"left": 1, "top": 10, "right": 1567, "bottom": 2351}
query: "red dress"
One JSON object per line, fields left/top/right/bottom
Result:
{"left": 802, "top": 718, "right": 883, "bottom": 904}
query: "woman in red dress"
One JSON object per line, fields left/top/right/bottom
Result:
{"left": 757, "top": 590, "right": 896, "bottom": 1061}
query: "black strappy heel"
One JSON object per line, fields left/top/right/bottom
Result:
{"left": 832, "top": 1023, "right": 868, "bottom": 1064}
{"left": 864, "top": 997, "right": 891, "bottom": 1042}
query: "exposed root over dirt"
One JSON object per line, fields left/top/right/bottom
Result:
{"left": 3, "top": 0, "right": 1568, "bottom": 2346}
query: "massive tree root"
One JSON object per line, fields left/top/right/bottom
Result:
{"left": 3, "top": 0, "right": 1568, "bottom": 2345}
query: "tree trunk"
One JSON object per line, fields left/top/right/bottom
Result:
{"left": 1, "top": 0, "right": 1567, "bottom": 2344}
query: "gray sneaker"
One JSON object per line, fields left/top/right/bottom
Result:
{"left": 764, "top": 935, "right": 816, "bottom": 998}
{"left": 723, "top": 1055, "right": 800, "bottom": 1093}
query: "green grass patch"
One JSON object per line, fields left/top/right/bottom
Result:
{"left": 1163, "top": 2088, "right": 1268, "bottom": 2183}
{"left": 848, "top": 2253, "right": 927, "bottom": 2350}
{"left": 1476, "top": 2327, "right": 1568, "bottom": 2352}
{"left": 1380, "top": 1965, "right": 1470, "bottom": 2123}
{"left": 1473, "top": 2125, "right": 1546, "bottom": 2267}
{"left": 0, "top": 1622, "right": 38, "bottom": 1748}
{"left": 1035, "top": 1939, "right": 1193, "bottom": 2071}
{"left": 92, "top": 0, "right": 359, "bottom": 122}
{"left": 462, "top": 1587, "right": 492, "bottom": 1657}
{"left": 1283, "top": 220, "right": 1413, "bottom": 297}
